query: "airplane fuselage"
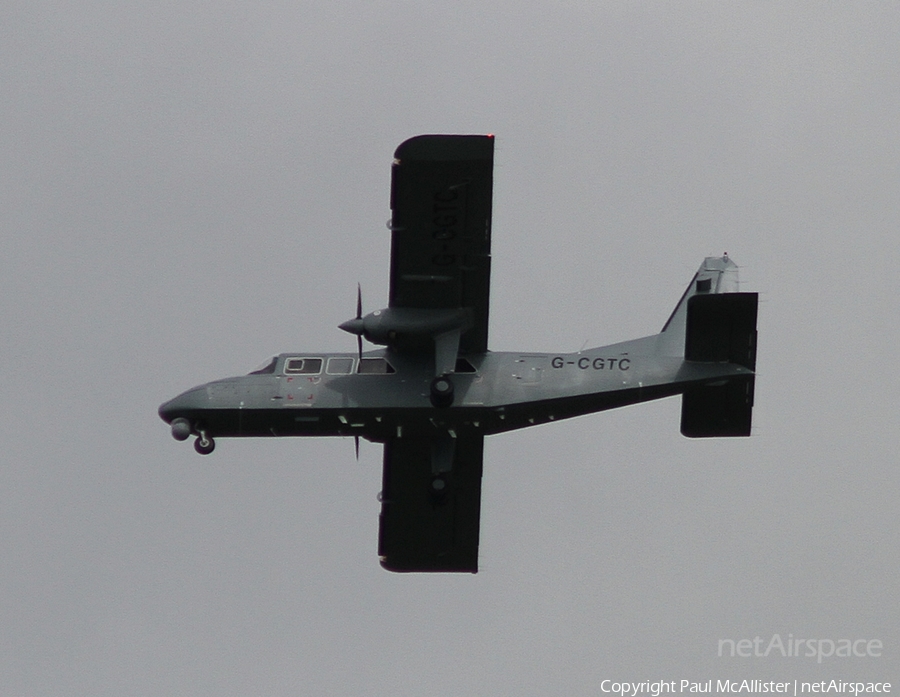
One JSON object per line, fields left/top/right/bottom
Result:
{"left": 158, "top": 337, "right": 751, "bottom": 444}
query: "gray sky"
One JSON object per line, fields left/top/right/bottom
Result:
{"left": 2, "top": 2, "right": 898, "bottom": 693}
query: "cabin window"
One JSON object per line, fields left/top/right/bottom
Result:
{"left": 284, "top": 358, "right": 323, "bottom": 375}
{"left": 326, "top": 357, "right": 354, "bottom": 375}
{"left": 357, "top": 357, "right": 396, "bottom": 374}
{"left": 248, "top": 356, "right": 278, "bottom": 375}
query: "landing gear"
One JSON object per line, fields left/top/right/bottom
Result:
{"left": 430, "top": 375, "right": 454, "bottom": 408}
{"left": 194, "top": 432, "right": 215, "bottom": 455}
{"left": 430, "top": 475, "right": 449, "bottom": 502}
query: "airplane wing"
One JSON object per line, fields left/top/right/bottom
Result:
{"left": 377, "top": 433, "right": 485, "bottom": 572}
{"left": 388, "top": 134, "right": 494, "bottom": 354}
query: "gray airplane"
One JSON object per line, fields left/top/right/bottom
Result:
{"left": 159, "top": 134, "right": 758, "bottom": 573}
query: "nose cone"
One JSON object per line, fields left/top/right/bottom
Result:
{"left": 158, "top": 386, "right": 207, "bottom": 424}
{"left": 339, "top": 317, "right": 365, "bottom": 336}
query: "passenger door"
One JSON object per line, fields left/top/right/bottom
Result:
{"left": 279, "top": 357, "right": 323, "bottom": 406}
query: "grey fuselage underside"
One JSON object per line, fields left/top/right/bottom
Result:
{"left": 159, "top": 335, "right": 751, "bottom": 443}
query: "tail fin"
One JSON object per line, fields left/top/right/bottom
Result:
{"left": 659, "top": 256, "right": 759, "bottom": 438}
{"left": 656, "top": 255, "right": 742, "bottom": 357}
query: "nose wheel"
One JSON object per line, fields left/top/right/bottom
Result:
{"left": 194, "top": 432, "right": 215, "bottom": 455}
{"left": 430, "top": 375, "right": 454, "bottom": 408}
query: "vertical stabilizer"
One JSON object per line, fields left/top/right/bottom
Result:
{"left": 661, "top": 256, "right": 759, "bottom": 438}
{"left": 655, "top": 255, "right": 741, "bottom": 357}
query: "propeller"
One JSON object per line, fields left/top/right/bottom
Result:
{"left": 339, "top": 284, "right": 364, "bottom": 461}
{"left": 355, "top": 285, "right": 362, "bottom": 461}
{"left": 339, "top": 284, "right": 365, "bottom": 362}
{"left": 355, "top": 283, "right": 363, "bottom": 362}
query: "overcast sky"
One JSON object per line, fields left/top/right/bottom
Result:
{"left": 2, "top": 2, "right": 898, "bottom": 694}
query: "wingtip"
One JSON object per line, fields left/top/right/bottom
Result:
{"left": 394, "top": 134, "right": 495, "bottom": 161}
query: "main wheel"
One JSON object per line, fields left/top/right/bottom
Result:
{"left": 430, "top": 475, "right": 449, "bottom": 502}
{"left": 194, "top": 434, "right": 215, "bottom": 455}
{"left": 430, "top": 375, "right": 454, "bottom": 408}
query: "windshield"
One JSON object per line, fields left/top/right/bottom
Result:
{"left": 248, "top": 356, "right": 278, "bottom": 375}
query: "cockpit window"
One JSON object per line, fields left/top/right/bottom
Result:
{"left": 248, "top": 356, "right": 278, "bottom": 375}
{"left": 357, "top": 357, "right": 396, "bottom": 374}
{"left": 284, "top": 358, "right": 323, "bottom": 375}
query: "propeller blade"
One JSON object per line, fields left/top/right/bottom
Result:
{"left": 339, "top": 284, "right": 366, "bottom": 362}
{"left": 354, "top": 435, "right": 360, "bottom": 461}
{"left": 356, "top": 283, "right": 363, "bottom": 362}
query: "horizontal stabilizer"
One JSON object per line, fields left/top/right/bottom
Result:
{"left": 681, "top": 376, "right": 754, "bottom": 437}
{"left": 685, "top": 292, "right": 758, "bottom": 370}
{"left": 681, "top": 291, "right": 758, "bottom": 437}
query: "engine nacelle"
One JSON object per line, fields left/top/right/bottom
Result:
{"left": 340, "top": 307, "right": 471, "bottom": 347}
